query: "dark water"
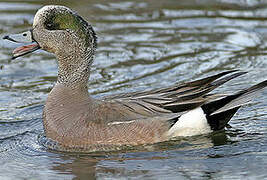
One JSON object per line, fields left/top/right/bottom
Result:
{"left": 0, "top": 0, "right": 267, "bottom": 179}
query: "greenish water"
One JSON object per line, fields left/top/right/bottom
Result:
{"left": 0, "top": 0, "right": 267, "bottom": 179}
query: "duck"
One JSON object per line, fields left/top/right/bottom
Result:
{"left": 3, "top": 5, "right": 267, "bottom": 152}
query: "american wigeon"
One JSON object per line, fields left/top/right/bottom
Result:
{"left": 3, "top": 5, "right": 267, "bottom": 152}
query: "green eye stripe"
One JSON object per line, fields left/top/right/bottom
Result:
{"left": 45, "top": 11, "right": 81, "bottom": 31}
{"left": 54, "top": 13, "right": 81, "bottom": 31}
{"left": 44, "top": 9, "right": 96, "bottom": 47}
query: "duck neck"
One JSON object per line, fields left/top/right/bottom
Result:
{"left": 56, "top": 51, "right": 94, "bottom": 91}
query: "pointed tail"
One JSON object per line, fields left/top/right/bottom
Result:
{"left": 202, "top": 80, "right": 267, "bottom": 130}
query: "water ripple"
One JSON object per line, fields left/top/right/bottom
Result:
{"left": 0, "top": 0, "right": 267, "bottom": 179}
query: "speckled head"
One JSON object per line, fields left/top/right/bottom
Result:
{"left": 33, "top": 5, "right": 98, "bottom": 87}
{"left": 32, "top": 5, "right": 97, "bottom": 56}
{"left": 4, "top": 5, "right": 98, "bottom": 88}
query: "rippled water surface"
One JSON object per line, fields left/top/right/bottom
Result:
{"left": 0, "top": 0, "right": 267, "bottom": 179}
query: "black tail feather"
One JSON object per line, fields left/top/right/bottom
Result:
{"left": 202, "top": 80, "right": 267, "bottom": 130}
{"left": 206, "top": 107, "right": 240, "bottom": 130}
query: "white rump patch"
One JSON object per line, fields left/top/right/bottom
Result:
{"left": 167, "top": 107, "right": 212, "bottom": 137}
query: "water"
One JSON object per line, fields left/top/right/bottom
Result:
{"left": 0, "top": 0, "right": 266, "bottom": 179}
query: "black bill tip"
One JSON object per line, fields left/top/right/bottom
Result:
{"left": 3, "top": 35, "right": 17, "bottom": 43}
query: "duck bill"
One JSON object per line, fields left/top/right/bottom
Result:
{"left": 3, "top": 30, "right": 40, "bottom": 59}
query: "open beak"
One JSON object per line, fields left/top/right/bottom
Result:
{"left": 3, "top": 30, "right": 40, "bottom": 59}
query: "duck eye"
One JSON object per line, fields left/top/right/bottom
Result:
{"left": 45, "top": 21, "right": 60, "bottom": 30}
{"left": 46, "top": 23, "right": 55, "bottom": 30}
{"left": 47, "top": 23, "right": 53, "bottom": 28}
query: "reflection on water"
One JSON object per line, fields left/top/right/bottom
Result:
{"left": 0, "top": 0, "right": 267, "bottom": 179}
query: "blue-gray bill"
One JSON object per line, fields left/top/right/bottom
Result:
{"left": 3, "top": 30, "right": 40, "bottom": 59}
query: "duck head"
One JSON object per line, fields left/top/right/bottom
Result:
{"left": 4, "top": 5, "right": 97, "bottom": 59}
{"left": 4, "top": 5, "right": 97, "bottom": 87}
